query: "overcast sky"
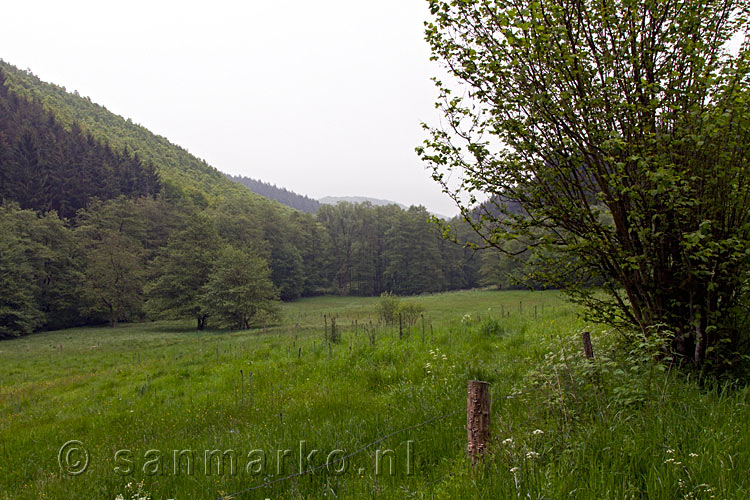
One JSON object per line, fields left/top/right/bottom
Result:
{"left": 1, "top": 0, "right": 458, "bottom": 215}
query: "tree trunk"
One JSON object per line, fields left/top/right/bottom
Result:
{"left": 109, "top": 305, "right": 117, "bottom": 328}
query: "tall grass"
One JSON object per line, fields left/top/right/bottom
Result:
{"left": 0, "top": 290, "right": 747, "bottom": 499}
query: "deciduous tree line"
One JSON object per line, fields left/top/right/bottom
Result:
{"left": 2, "top": 194, "right": 532, "bottom": 336}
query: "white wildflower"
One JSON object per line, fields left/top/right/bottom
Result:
{"left": 525, "top": 451, "right": 539, "bottom": 459}
{"left": 502, "top": 438, "right": 513, "bottom": 446}
{"left": 689, "top": 453, "right": 699, "bottom": 458}
{"left": 509, "top": 467, "right": 520, "bottom": 473}
{"left": 532, "top": 429, "right": 544, "bottom": 435}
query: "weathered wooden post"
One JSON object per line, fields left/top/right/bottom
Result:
{"left": 330, "top": 316, "right": 338, "bottom": 343}
{"left": 582, "top": 331, "right": 594, "bottom": 359}
{"left": 421, "top": 314, "right": 425, "bottom": 343}
{"left": 398, "top": 313, "right": 403, "bottom": 339}
{"left": 467, "top": 380, "right": 490, "bottom": 464}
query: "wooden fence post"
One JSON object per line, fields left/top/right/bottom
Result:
{"left": 467, "top": 380, "right": 490, "bottom": 464}
{"left": 421, "top": 314, "right": 425, "bottom": 343}
{"left": 582, "top": 331, "right": 594, "bottom": 359}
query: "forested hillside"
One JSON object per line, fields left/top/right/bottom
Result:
{"left": 0, "top": 61, "right": 522, "bottom": 337}
{"left": 0, "top": 71, "right": 160, "bottom": 218}
{"left": 227, "top": 174, "right": 320, "bottom": 213}
{"left": 0, "top": 62, "right": 237, "bottom": 206}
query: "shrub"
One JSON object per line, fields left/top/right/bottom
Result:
{"left": 398, "top": 302, "right": 425, "bottom": 328}
{"left": 480, "top": 317, "right": 505, "bottom": 336}
{"left": 376, "top": 292, "right": 400, "bottom": 326}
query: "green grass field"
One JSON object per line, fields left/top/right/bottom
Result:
{"left": 1, "top": 290, "right": 748, "bottom": 499}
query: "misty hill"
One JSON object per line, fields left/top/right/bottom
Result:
{"left": 320, "top": 196, "right": 452, "bottom": 220}
{"left": 319, "top": 196, "right": 407, "bottom": 209}
{"left": 227, "top": 174, "right": 320, "bottom": 213}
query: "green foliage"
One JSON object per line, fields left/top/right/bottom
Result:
{"left": 479, "top": 316, "right": 505, "bottom": 337}
{"left": 80, "top": 232, "right": 144, "bottom": 328}
{"left": 76, "top": 198, "right": 149, "bottom": 327}
{"left": 419, "top": 0, "right": 750, "bottom": 368}
{"left": 398, "top": 301, "right": 425, "bottom": 328}
{"left": 226, "top": 174, "right": 321, "bottom": 213}
{"left": 144, "top": 214, "right": 221, "bottom": 329}
{"left": 0, "top": 68, "right": 160, "bottom": 218}
{"left": 376, "top": 291, "right": 401, "bottom": 326}
{"left": 0, "top": 217, "right": 43, "bottom": 336}
{"left": 1, "top": 61, "right": 223, "bottom": 208}
{"left": 0, "top": 203, "right": 84, "bottom": 336}
{"left": 318, "top": 202, "right": 479, "bottom": 296}
{"left": 199, "top": 246, "right": 280, "bottom": 329}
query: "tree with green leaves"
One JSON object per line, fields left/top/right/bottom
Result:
{"left": 0, "top": 207, "right": 43, "bottom": 336}
{"left": 0, "top": 203, "right": 85, "bottom": 334}
{"left": 419, "top": 0, "right": 750, "bottom": 367}
{"left": 144, "top": 214, "right": 221, "bottom": 330}
{"left": 76, "top": 198, "right": 148, "bottom": 327}
{"left": 80, "top": 231, "right": 144, "bottom": 327}
{"left": 199, "top": 246, "right": 280, "bottom": 330}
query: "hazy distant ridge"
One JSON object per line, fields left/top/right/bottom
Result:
{"left": 227, "top": 174, "right": 321, "bottom": 213}
{"left": 227, "top": 176, "right": 453, "bottom": 219}
{"left": 319, "top": 196, "right": 407, "bottom": 209}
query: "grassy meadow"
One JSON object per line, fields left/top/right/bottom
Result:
{"left": 1, "top": 289, "right": 749, "bottom": 499}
